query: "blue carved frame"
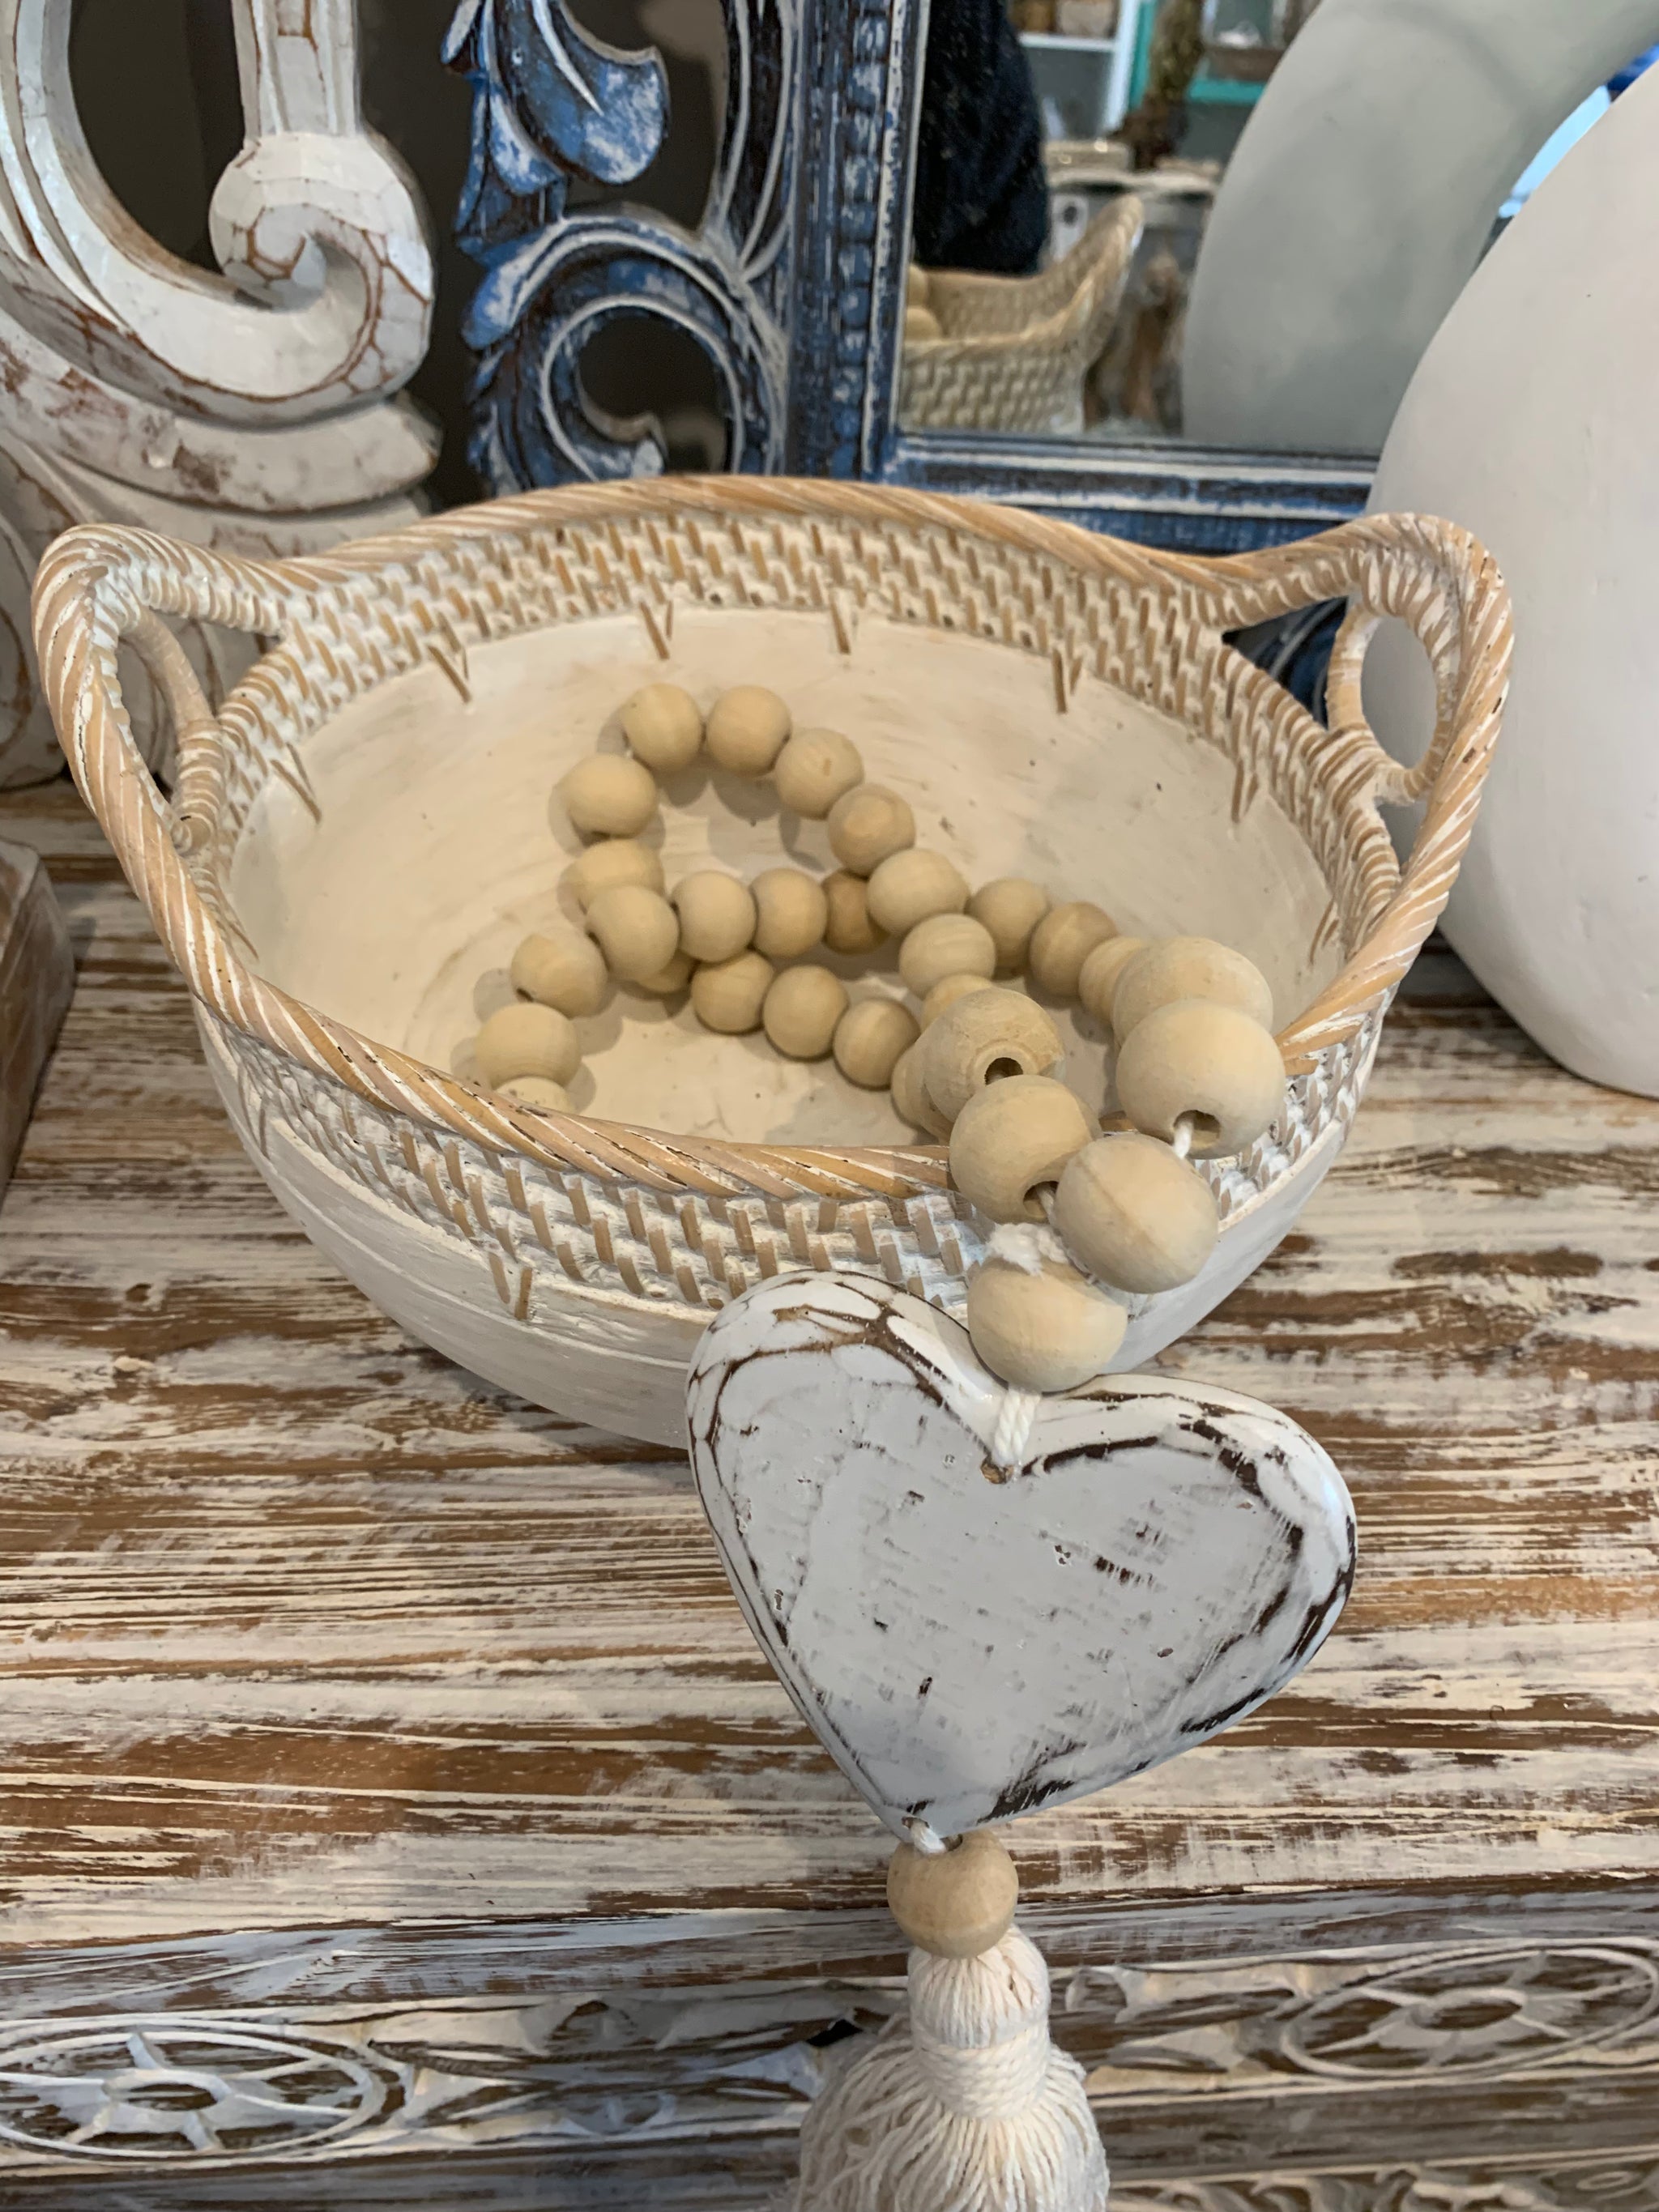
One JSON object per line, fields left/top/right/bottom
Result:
{"left": 443, "top": 0, "right": 1371, "bottom": 556}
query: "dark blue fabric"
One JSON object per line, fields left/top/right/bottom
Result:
{"left": 913, "top": 0, "right": 1049, "bottom": 274}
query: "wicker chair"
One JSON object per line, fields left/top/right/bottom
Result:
{"left": 899, "top": 199, "right": 1145, "bottom": 435}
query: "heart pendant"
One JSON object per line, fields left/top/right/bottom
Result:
{"left": 687, "top": 1272, "right": 1354, "bottom": 1839}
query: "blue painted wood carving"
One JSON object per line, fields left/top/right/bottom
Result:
{"left": 443, "top": 0, "right": 1373, "bottom": 553}
{"left": 445, "top": 0, "right": 792, "bottom": 488}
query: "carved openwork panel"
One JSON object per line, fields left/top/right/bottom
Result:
{"left": 445, "top": 0, "right": 793, "bottom": 488}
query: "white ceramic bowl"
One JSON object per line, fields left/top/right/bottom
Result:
{"left": 36, "top": 480, "right": 1509, "bottom": 1444}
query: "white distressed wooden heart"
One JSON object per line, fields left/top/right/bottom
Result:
{"left": 687, "top": 1272, "right": 1355, "bottom": 1839}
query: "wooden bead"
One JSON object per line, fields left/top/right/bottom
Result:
{"left": 827, "top": 784, "right": 916, "bottom": 876}
{"left": 773, "top": 727, "right": 864, "bottom": 817}
{"left": 833, "top": 997, "right": 919, "bottom": 1089}
{"left": 1027, "top": 901, "right": 1118, "bottom": 997}
{"left": 671, "top": 871, "right": 756, "bottom": 963}
{"left": 887, "top": 1831, "right": 1018, "bottom": 1958}
{"left": 499, "top": 1076, "right": 571, "bottom": 1112}
{"left": 822, "top": 869, "right": 888, "bottom": 956}
{"left": 865, "top": 848, "right": 970, "bottom": 937}
{"left": 751, "top": 867, "right": 828, "bottom": 959}
{"left": 921, "top": 991, "right": 1064, "bottom": 1122}
{"left": 921, "top": 973, "right": 1000, "bottom": 1027}
{"left": 1112, "top": 936, "right": 1276, "bottom": 1042}
{"left": 1115, "top": 999, "right": 1286, "bottom": 1157}
{"left": 560, "top": 754, "right": 659, "bottom": 838}
{"left": 898, "top": 913, "right": 996, "bottom": 998}
{"left": 762, "top": 964, "right": 849, "bottom": 1059}
{"left": 508, "top": 928, "right": 608, "bottom": 1018}
{"left": 584, "top": 884, "right": 680, "bottom": 983}
{"left": 565, "top": 838, "right": 664, "bottom": 909}
{"left": 706, "top": 685, "right": 791, "bottom": 776}
{"left": 619, "top": 683, "right": 702, "bottom": 774}
{"left": 692, "top": 950, "right": 774, "bottom": 1034}
{"left": 476, "top": 1002, "right": 581, "bottom": 1089}
{"left": 634, "top": 950, "right": 693, "bottom": 995}
{"left": 967, "top": 1252, "right": 1127, "bottom": 1392}
{"left": 891, "top": 1041, "right": 953, "bottom": 1137}
{"left": 968, "top": 877, "right": 1050, "bottom": 973}
{"left": 903, "top": 303, "right": 942, "bottom": 341}
{"left": 1077, "top": 934, "right": 1148, "bottom": 1026}
{"left": 949, "top": 1074, "right": 1094, "bottom": 1222}
{"left": 1053, "top": 1132, "right": 1220, "bottom": 1294}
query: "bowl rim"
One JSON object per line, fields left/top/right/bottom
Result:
{"left": 33, "top": 475, "right": 1510, "bottom": 1205}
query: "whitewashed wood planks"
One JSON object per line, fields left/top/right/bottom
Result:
{"left": 2, "top": 785, "right": 1659, "bottom": 1960}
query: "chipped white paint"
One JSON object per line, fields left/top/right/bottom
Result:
{"left": 0, "top": 0, "right": 437, "bottom": 786}
{"left": 687, "top": 1272, "right": 1355, "bottom": 1840}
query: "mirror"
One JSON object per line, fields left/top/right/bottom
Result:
{"left": 898, "top": 0, "right": 1659, "bottom": 459}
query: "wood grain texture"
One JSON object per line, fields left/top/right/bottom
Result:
{"left": 689, "top": 1274, "right": 1354, "bottom": 1837}
{"left": 3, "top": 784, "right": 1659, "bottom": 2194}
{"left": 0, "top": 834, "right": 72, "bottom": 1195}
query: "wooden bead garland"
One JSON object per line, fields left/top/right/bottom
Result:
{"left": 509, "top": 927, "right": 608, "bottom": 1018}
{"left": 763, "top": 964, "right": 849, "bottom": 1059}
{"left": 706, "top": 684, "right": 791, "bottom": 775}
{"left": 834, "top": 996, "right": 919, "bottom": 1089}
{"left": 751, "top": 866, "right": 829, "bottom": 960}
{"left": 671, "top": 870, "right": 757, "bottom": 964}
{"left": 560, "top": 754, "right": 659, "bottom": 838}
{"left": 773, "top": 727, "right": 864, "bottom": 817}
{"left": 619, "top": 683, "right": 703, "bottom": 774}
{"left": 465, "top": 684, "right": 1293, "bottom": 1405}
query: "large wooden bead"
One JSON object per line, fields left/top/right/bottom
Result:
{"left": 476, "top": 1001, "right": 581, "bottom": 1089}
{"left": 966, "top": 1252, "right": 1127, "bottom": 1391}
{"left": 891, "top": 1041, "right": 953, "bottom": 1137}
{"left": 949, "top": 1074, "right": 1094, "bottom": 1222}
{"left": 751, "top": 867, "right": 829, "bottom": 959}
{"left": 635, "top": 950, "right": 694, "bottom": 995}
{"left": 887, "top": 1831, "right": 1018, "bottom": 1959}
{"left": 773, "top": 727, "right": 864, "bottom": 817}
{"left": 921, "top": 972, "right": 1000, "bottom": 1027}
{"left": 922, "top": 990, "right": 1064, "bottom": 1122}
{"left": 671, "top": 870, "right": 757, "bottom": 963}
{"left": 898, "top": 912, "right": 996, "bottom": 999}
{"left": 560, "top": 754, "right": 659, "bottom": 838}
{"left": 585, "top": 884, "right": 680, "bottom": 983}
{"left": 1028, "top": 901, "right": 1118, "bottom": 997}
{"left": 565, "top": 838, "right": 664, "bottom": 908}
{"left": 762, "top": 965, "right": 849, "bottom": 1059}
{"left": 706, "top": 685, "right": 791, "bottom": 775}
{"left": 827, "top": 784, "right": 916, "bottom": 876}
{"left": 692, "top": 950, "right": 774, "bottom": 1034}
{"left": 500, "top": 1075, "right": 572, "bottom": 1112}
{"left": 968, "top": 877, "right": 1050, "bottom": 973}
{"left": 865, "top": 848, "right": 970, "bottom": 937}
{"left": 619, "top": 682, "right": 703, "bottom": 774}
{"left": 1115, "top": 999, "right": 1286, "bottom": 1157}
{"left": 1112, "top": 936, "right": 1276, "bottom": 1042}
{"left": 1053, "top": 1132, "right": 1220, "bottom": 1294}
{"left": 1077, "top": 933, "right": 1149, "bottom": 1026}
{"left": 509, "top": 927, "right": 608, "bottom": 1018}
{"left": 833, "top": 996, "right": 919, "bottom": 1089}
{"left": 822, "top": 869, "right": 887, "bottom": 956}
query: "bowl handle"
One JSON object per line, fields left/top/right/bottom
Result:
{"left": 1179, "top": 512, "right": 1513, "bottom": 1073}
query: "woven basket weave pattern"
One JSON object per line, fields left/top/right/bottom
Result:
{"left": 35, "top": 478, "right": 1509, "bottom": 1339}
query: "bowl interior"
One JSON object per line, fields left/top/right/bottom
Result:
{"left": 227, "top": 603, "right": 1341, "bottom": 1147}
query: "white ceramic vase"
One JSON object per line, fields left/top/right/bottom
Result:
{"left": 1364, "top": 62, "right": 1659, "bottom": 1096}
{"left": 1182, "top": 0, "right": 1659, "bottom": 454}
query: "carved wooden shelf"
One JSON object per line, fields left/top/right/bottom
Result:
{"left": 4, "top": 781, "right": 1659, "bottom": 2210}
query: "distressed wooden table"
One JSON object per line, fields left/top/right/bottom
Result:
{"left": 4, "top": 781, "right": 1658, "bottom": 2211}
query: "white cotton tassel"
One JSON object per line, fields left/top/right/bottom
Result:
{"left": 794, "top": 1923, "right": 1108, "bottom": 2212}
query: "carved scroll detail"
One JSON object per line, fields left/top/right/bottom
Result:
{"left": 0, "top": 0, "right": 438, "bottom": 786}
{"left": 445, "top": 0, "right": 791, "bottom": 488}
